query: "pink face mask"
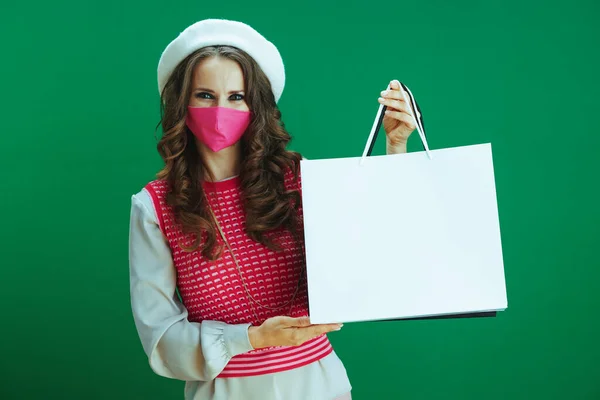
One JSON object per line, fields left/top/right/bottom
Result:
{"left": 185, "top": 106, "right": 252, "bottom": 152}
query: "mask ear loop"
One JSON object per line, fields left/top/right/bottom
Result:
{"left": 360, "top": 82, "right": 432, "bottom": 165}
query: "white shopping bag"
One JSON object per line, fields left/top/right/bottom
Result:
{"left": 300, "top": 82, "right": 507, "bottom": 324}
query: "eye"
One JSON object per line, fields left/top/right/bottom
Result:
{"left": 230, "top": 93, "right": 244, "bottom": 101}
{"left": 195, "top": 92, "right": 213, "bottom": 100}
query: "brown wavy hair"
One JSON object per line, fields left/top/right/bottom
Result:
{"left": 154, "top": 46, "right": 303, "bottom": 261}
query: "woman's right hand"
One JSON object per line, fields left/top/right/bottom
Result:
{"left": 248, "top": 316, "right": 343, "bottom": 349}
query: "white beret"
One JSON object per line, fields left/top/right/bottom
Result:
{"left": 157, "top": 19, "right": 285, "bottom": 103}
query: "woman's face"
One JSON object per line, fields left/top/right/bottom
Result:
{"left": 188, "top": 56, "right": 249, "bottom": 112}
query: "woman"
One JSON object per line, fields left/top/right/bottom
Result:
{"left": 128, "top": 19, "right": 416, "bottom": 400}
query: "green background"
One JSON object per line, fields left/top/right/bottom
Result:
{"left": 1, "top": 0, "right": 599, "bottom": 399}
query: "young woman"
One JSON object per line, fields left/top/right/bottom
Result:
{"left": 128, "top": 18, "right": 416, "bottom": 400}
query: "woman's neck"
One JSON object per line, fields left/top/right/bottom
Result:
{"left": 195, "top": 140, "right": 242, "bottom": 182}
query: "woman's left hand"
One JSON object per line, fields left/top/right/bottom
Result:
{"left": 378, "top": 79, "right": 417, "bottom": 147}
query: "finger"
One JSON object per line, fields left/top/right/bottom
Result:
{"left": 380, "top": 88, "right": 406, "bottom": 101}
{"left": 384, "top": 110, "right": 417, "bottom": 130}
{"left": 381, "top": 80, "right": 406, "bottom": 101}
{"left": 398, "top": 85, "right": 415, "bottom": 117}
{"left": 394, "top": 81, "right": 419, "bottom": 119}
{"left": 304, "top": 323, "right": 343, "bottom": 336}
{"left": 378, "top": 97, "right": 412, "bottom": 114}
{"left": 314, "top": 324, "right": 343, "bottom": 337}
{"left": 382, "top": 79, "right": 406, "bottom": 99}
{"left": 276, "top": 316, "right": 311, "bottom": 328}
{"left": 289, "top": 323, "right": 343, "bottom": 346}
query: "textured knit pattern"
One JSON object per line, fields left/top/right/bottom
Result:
{"left": 144, "top": 168, "right": 332, "bottom": 378}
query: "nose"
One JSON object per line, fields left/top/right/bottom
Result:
{"left": 217, "top": 96, "right": 229, "bottom": 108}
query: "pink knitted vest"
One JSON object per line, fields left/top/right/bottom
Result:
{"left": 144, "top": 168, "right": 332, "bottom": 378}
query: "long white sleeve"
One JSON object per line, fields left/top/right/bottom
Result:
{"left": 128, "top": 189, "right": 255, "bottom": 381}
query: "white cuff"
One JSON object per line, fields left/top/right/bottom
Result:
{"left": 201, "top": 320, "right": 254, "bottom": 365}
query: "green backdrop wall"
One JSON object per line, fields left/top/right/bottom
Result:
{"left": 1, "top": 0, "right": 598, "bottom": 399}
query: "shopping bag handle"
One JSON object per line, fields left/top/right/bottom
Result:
{"left": 360, "top": 81, "right": 432, "bottom": 165}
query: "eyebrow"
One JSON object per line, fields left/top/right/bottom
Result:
{"left": 194, "top": 87, "right": 244, "bottom": 94}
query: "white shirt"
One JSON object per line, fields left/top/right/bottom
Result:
{"left": 128, "top": 186, "right": 353, "bottom": 400}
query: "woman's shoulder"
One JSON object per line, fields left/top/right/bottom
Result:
{"left": 142, "top": 178, "right": 170, "bottom": 193}
{"left": 133, "top": 179, "right": 170, "bottom": 203}
{"left": 131, "top": 185, "right": 154, "bottom": 215}
{"left": 131, "top": 185, "right": 152, "bottom": 206}
{"left": 130, "top": 179, "right": 169, "bottom": 220}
